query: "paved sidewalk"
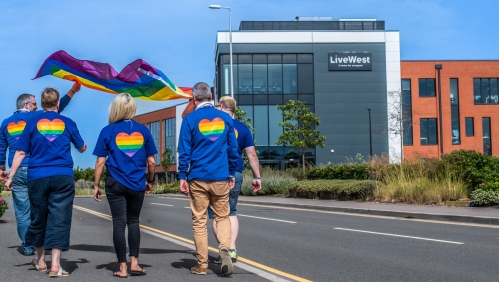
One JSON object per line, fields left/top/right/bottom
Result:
{"left": 0, "top": 197, "right": 270, "bottom": 282}
{"left": 162, "top": 194, "right": 499, "bottom": 225}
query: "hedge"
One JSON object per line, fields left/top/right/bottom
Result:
{"left": 288, "top": 180, "right": 376, "bottom": 200}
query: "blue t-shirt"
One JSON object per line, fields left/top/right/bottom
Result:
{"left": 16, "top": 111, "right": 85, "bottom": 182}
{"left": 233, "top": 119, "right": 255, "bottom": 172}
{"left": 178, "top": 105, "right": 239, "bottom": 181}
{"left": 93, "top": 120, "right": 157, "bottom": 191}
{"left": 0, "top": 95, "right": 71, "bottom": 168}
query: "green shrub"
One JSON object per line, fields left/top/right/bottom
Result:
{"left": 0, "top": 197, "right": 8, "bottom": 218}
{"left": 288, "top": 180, "right": 376, "bottom": 200}
{"left": 470, "top": 189, "right": 499, "bottom": 206}
{"left": 241, "top": 167, "right": 297, "bottom": 196}
{"left": 152, "top": 182, "right": 180, "bottom": 194}
{"left": 443, "top": 150, "right": 499, "bottom": 192}
{"left": 307, "top": 163, "right": 368, "bottom": 180}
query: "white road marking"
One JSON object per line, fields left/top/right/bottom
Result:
{"left": 184, "top": 207, "right": 191, "bottom": 209}
{"left": 73, "top": 205, "right": 291, "bottom": 282}
{"left": 334, "top": 227, "right": 464, "bottom": 245}
{"left": 238, "top": 214, "right": 297, "bottom": 224}
{"left": 150, "top": 203, "right": 174, "bottom": 207}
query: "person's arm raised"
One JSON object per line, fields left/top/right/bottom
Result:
{"left": 58, "top": 83, "right": 81, "bottom": 113}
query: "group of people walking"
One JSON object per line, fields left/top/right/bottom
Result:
{"left": 0, "top": 81, "right": 261, "bottom": 278}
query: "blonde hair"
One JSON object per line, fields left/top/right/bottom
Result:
{"left": 218, "top": 96, "right": 236, "bottom": 112}
{"left": 108, "top": 93, "right": 137, "bottom": 124}
{"left": 41, "top": 88, "right": 59, "bottom": 111}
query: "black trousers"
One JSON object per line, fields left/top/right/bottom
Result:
{"left": 105, "top": 175, "right": 145, "bottom": 262}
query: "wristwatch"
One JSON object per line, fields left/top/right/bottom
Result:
{"left": 147, "top": 179, "right": 154, "bottom": 184}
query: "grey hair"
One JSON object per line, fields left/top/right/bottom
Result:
{"left": 16, "top": 94, "right": 35, "bottom": 109}
{"left": 192, "top": 82, "right": 212, "bottom": 101}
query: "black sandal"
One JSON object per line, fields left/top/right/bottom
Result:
{"left": 129, "top": 268, "right": 146, "bottom": 276}
{"left": 113, "top": 271, "right": 128, "bottom": 278}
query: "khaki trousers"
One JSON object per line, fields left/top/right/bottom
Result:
{"left": 189, "top": 180, "right": 231, "bottom": 268}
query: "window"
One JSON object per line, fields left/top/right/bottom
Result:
{"left": 268, "top": 64, "right": 282, "bottom": 94}
{"left": 418, "top": 78, "right": 436, "bottom": 97}
{"left": 465, "top": 117, "right": 474, "bottom": 136}
{"left": 238, "top": 64, "right": 252, "bottom": 94}
{"left": 420, "top": 118, "right": 438, "bottom": 145}
{"left": 163, "top": 118, "right": 176, "bottom": 164}
{"left": 474, "top": 78, "right": 499, "bottom": 104}
{"left": 483, "top": 117, "right": 492, "bottom": 156}
{"left": 149, "top": 121, "right": 160, "bottom": 165}
{"left": 283, "top": 64, "right": 297, "bottom": 94}
{"left": 450, "top": 79, "right": 460, "bottom": 144}
{"left": 401, "top": 79, "right": 413, "bottom": 145}
{"left": 253, "top": 64, "right": 267, "bottom": 94}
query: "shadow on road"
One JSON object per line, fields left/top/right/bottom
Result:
{"left": 70, "top": 244, "right": 194, "bottom": 255}
{"left": 171, "top": 258, "right": 229, "bottom": 277}
{"left": 13, "top": 258, "right": 89, "bottom": 273}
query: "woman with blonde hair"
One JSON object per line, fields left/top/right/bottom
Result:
{"left": 4, "top": 87, "right": 86, "bottom": 277}
{"left": 93, "top": 93, "right": 157, "bottom": 278}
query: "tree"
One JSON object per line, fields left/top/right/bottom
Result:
{"left": 377, "top": 89, "right": 416, "bottom": 163}
{"left": 234, "top": 106, "right": 257, "bottom": 169}
{"left": 161, "top": 147, "right": 174, "bottom": 182}
{"left": 276, "top": 100, "right": 326, "bottom": 174}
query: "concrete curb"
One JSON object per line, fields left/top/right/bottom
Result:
{"left": 157, "top": 194, "right": 499, "bottom": 226}
{"left": 237, "top": 199, "right": 499, "bottom": 226}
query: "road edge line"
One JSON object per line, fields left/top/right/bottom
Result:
{"left": 73, "top": 205, "right": 310, "bottom": 282}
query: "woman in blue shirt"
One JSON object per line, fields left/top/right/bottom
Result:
{"left": 93, "top": 93, "right": 157, "bottom": 278}
{"left": 4, "top": 87, "right": 86, "bottom": 277}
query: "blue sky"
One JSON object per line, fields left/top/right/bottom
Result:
{"left": 1, "top": 0, "right": 498, "bottom": 168}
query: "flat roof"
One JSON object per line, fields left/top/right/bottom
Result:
{"left": 239, "top": 20, "right": 385, "bottom": 31}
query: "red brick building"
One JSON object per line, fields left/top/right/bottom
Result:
{"left": 401, "top": 61, "right": 499, "bottom": 159}
{"left": 134, "top": 104, "right": 184, "bottom": 181}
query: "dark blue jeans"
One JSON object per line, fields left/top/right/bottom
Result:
{"left": 105, "top": 175, "right": 145, "bottom": 263}
{"left": 25, "top": 175, "right": 75, "bottom": 251}
{"left": 11, "top": 167, "right": 34, "bottom": 253}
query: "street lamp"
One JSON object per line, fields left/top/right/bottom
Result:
{"left": 367, "top": 108, "right": 373, "bottom": 158}
{"left": 209, "top": 4, "right": 234, "bottom": 98}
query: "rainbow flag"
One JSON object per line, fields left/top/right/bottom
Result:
{"left": 34, "top": 50, "right": 192, "bottom": 101}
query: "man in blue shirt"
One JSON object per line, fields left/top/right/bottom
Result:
{"left": 0, "top": 83, "right": 80, "bottom": 256}
{"left": 178, "top": 82, "right": 239, "bottom": 276}
{"left": 209, "top": 96, "right": 261, "bottom": 263}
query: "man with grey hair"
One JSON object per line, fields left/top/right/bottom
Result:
{"left": 0, "top": 83, "right": 80, "bottom": 256}
{"left": 178, "top": 82, "right": 239, "bottom": 276}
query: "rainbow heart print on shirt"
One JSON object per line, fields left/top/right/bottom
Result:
{"left": 234, "top": 128, "right": 239, "bottom": 139}
{"left": 7, "top": 120, "right": 26, "bottom": 140}
{"left": 116, "top": 132, "right": 144, "bottom": 157}
{"left": 198, "top": 118, "right": 225, "bottom": 141}
{"left": 37, "top": 119, "right": 65, "bottom": 142}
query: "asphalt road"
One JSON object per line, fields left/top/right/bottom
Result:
{"left": 2, "top": 195, "right": 499, "bottom": 281}
{"left": 70, "top": 195, "right": 499, "bottom": 282}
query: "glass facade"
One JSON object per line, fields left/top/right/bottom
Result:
{"left": 163, "top": 118, "right": 176, "bottom": 164}
{"left": 148, "top": 121, "right": 160, "bottom": 165}
{"left": 420, "top": 118, "right": 438, "bottom": 145}
{"left": 483, "top": 117, "right": 492, "bottom": 156}
{"left": 474, "top": 78, "right": 499, "bottom": 104}
{"left": 219, "top": 53, "right": 314, "bottom": 168}
{"left": 450, "top": 79, "right": 460, "bottom": 144}
{"left": 418, "top": 78, "right": 436, "bottom": 97}
{"left": 401, "top": 79, "right": 413, "bottom": 145}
